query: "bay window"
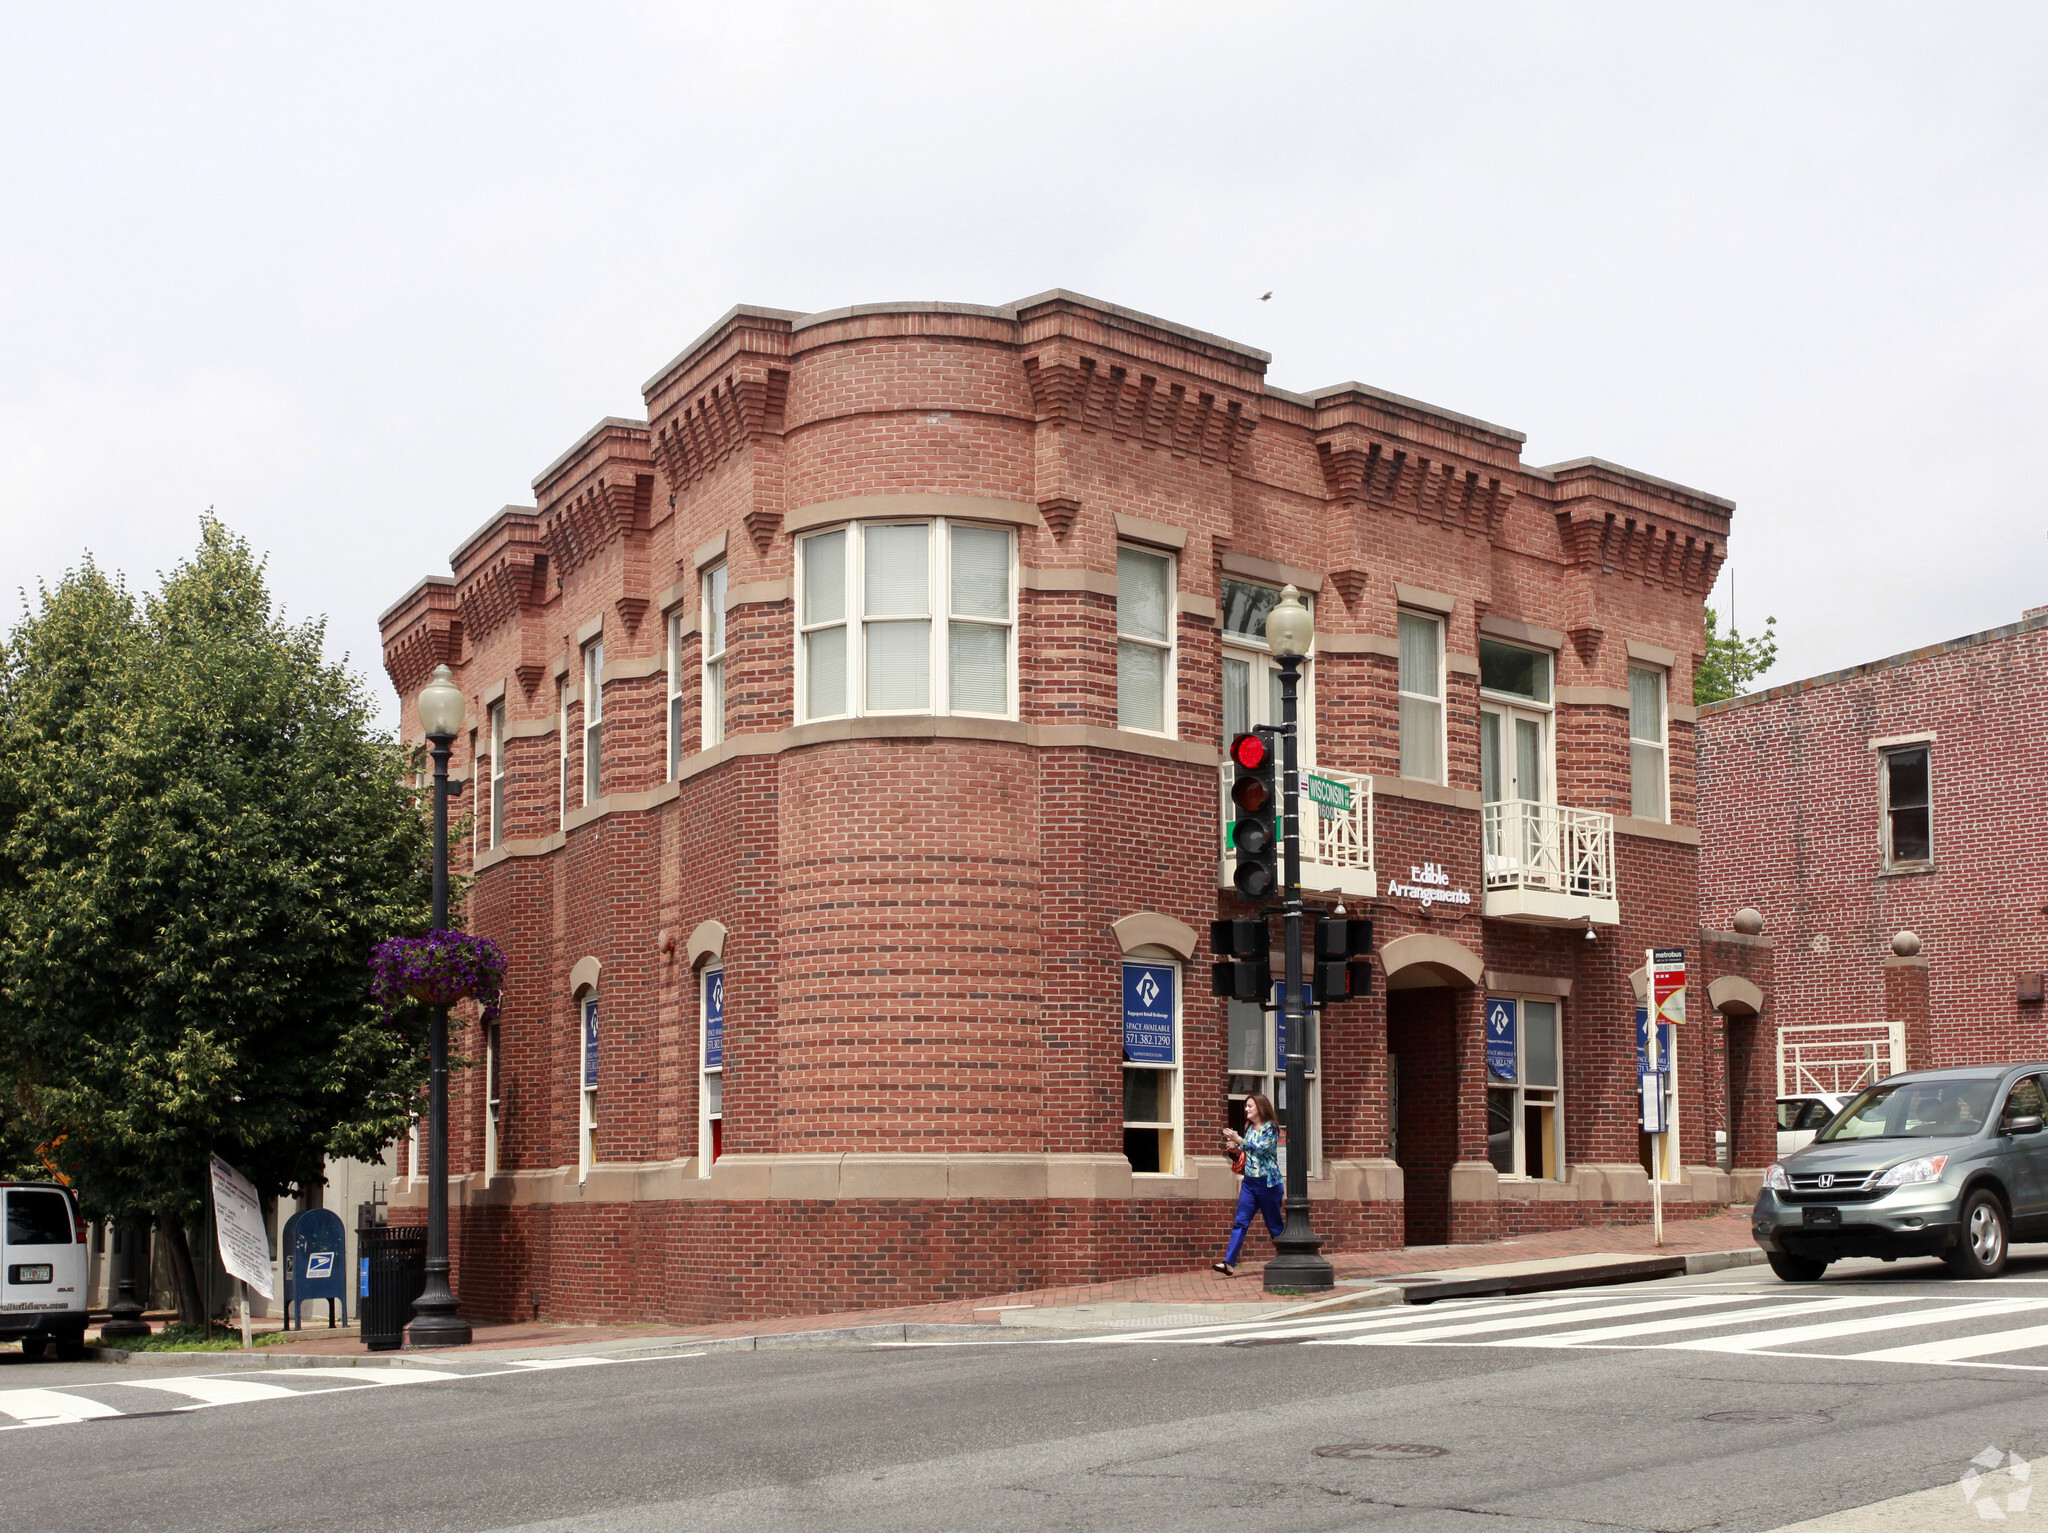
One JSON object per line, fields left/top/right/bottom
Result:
{"left": 797, "top": 521, "right": 1014, "bottom": 721}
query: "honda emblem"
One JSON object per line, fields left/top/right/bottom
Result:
{"left": 1817, "top": 1173, "right": 1835, "bottom": 1189}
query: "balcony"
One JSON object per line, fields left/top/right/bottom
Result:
{"left": 1218, "top": 764, "right": 1376, "bottom": 900}
{"left": 1481, "top": 798, "right": 1619, "bottom": 926}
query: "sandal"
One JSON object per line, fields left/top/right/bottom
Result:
{"left": 1211, "top": 1262, "right": 1236, "bottom": 1277}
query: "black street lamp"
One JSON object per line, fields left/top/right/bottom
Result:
{"left": 1262, "top": 586, "right": 1336, "bottom": 1294}
{"left": 406, "top": 663, "right": 473, "bottom": 1349}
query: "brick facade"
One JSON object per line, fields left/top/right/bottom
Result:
{"left": 1700, "top": 611, "right": 2048, "bottom": 1094}
{"left": 380, "top": 292, "right": 1760, "bottom": 1325}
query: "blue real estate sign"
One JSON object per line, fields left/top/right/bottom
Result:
{"left": 1122, "top": 963, "right": 1176, "bottom": 1064}
{"left": 704, "top": 970, "right": 724, "bottom": 1069}
{"left": 1485, "top": 997, "right": 1518, "bottom": 1080}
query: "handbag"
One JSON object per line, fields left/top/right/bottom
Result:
{"left": 1230, "top": 1148, "right": 1247, "bottom": 1177}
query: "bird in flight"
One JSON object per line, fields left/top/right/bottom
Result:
{"left": 1260, "top": 291, "right": 1273, "bottom": 301}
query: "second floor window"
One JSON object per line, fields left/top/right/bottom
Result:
{"left": 488, "top": 702, "right": 506, "bottom": 848}
{"left": 1882, "top": 746, "right": 1931, "bottom": 866}
{"left": 1117, "top": 545, "right": 1174, "bottom": 734}
{"left": 702, "top": 563, "right": 728, "bottom": 748}
{"left": 797, "top": 520, "right": 1015, "bottom": 721}
{"left": 666, "top": 612, "right": 685, "bottom": 779}
{"left": 1398, "top": 610, "right": 1444, "bottom": 782}
{"left": 581, "top": 640, "right": 603, "bottom": 806}
{"left": 1479, "top": 639, "right": 1552, "bottom": 807}
{"left": 1629, "top": 666, "right": 1668, "bottom": 821}
{"left": 1221, "top": 576, "right": 1312, "bottom": 760}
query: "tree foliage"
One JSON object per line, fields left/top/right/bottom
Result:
{"left": 0, "top": 520, "right": 434, "bottom": 1239}
{"left": 1693, "top": 608, "right": 1780, "bottom": 706}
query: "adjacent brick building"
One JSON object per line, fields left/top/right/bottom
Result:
{"left": 380, "top": 291, "right": 1775, "bottom": 1325}
{"left": 1700, "top": 610, "right": 2048, "bottom": 1099}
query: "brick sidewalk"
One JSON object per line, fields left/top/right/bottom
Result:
{"left": 255, "top": 1208, "right": 1756, "bottom": 1357}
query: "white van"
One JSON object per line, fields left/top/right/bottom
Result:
{"left": 2, "top": 1183, "right": 89, "bottom": 1359}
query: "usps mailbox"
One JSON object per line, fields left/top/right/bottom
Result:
{"left": 282, "top": 1206, "right": 349, "bottom": 1329}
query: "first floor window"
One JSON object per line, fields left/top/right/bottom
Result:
{"left": 483, "top": 1020, "right": 502, "bottom": 1181}
{"left": 1226, "top": 992, "right": 1319, "bottom": 1176}
{"left": 1882, "top": 746, "right": 1931, "bottom": 865}
{"left": 1398, "top": 610, "right": 1444, "bottom": 782}
{"left": 1637, "top": 1005, "right": 1678, "bottom": 1182}
{"left": 1117, "top": 546, "right": 1174, "bottom": 734}
{"left": 1485, "top": 997, "right": 1562, "bottom": 1179}
{"left": 699, "top": 962, "right": 724, "bottom": 1174}
{"left": 1629, "top": 666, "right": 1668, "bottom": 821}
{"left": 578, "top": 993, "right": 598, "bottom": 1181}
{"left": 1121, "top": 959, "right": 1181, "bottom": 1173}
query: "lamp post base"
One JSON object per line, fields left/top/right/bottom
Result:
{"left": 1262, "top": 1222, "right": 1336, "bottom": 1294}
{"left": 405, "top": 1283, "right": 472, "bottom": 1350}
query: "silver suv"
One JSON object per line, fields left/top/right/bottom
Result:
{"left": 1751, "top": 1065, "right": 2048, "bottom": 1282}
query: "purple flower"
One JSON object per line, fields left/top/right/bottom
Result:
{"left": 370, "top": 931, "right": 508, "bottom": 1023}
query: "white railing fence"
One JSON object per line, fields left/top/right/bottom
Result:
{"left": 1777, "top": 1022, "right": 1905, "bottom": 1098}
{"left": 1481, "top": 798, "right": 1615, "bottom": 900}
{"left": 1218, "top": 763, "right": 1374, "bottom": 876}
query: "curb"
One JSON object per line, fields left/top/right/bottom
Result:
{"left": 1390, "top": 1247, "right": 1765, "bottom": 1304}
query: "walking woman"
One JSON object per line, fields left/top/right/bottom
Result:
{"left": 1213, "top": 1093, "right": 1284, "bottom": 1276}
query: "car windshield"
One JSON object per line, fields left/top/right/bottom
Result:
{"left": 1818, "top": 1078, "right": 1998, "bottom": 1141}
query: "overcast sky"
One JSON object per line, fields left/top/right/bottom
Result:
{"left": 5, "top": 3, "right": 2042, "bottom": 721}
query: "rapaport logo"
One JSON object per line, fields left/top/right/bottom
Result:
{"left": 1962, "top": 1447, "right": 2033, "bottom": 1520}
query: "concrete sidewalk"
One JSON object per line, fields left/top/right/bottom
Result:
{"left": 237, "top": 1207, "right": 1758, "bottom": 1358}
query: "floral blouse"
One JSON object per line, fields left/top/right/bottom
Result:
{"left": 1239, "top": 1121, "right": 1282, "bottom": 1186}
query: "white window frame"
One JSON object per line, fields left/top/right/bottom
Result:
{"left": 556, "top": 678, "right": 569, "bottom": 830}
{"left": 1628, "top": 664, "right": 1669, "bottom": 823}
{"left": 483, "top": 1019, "right": 501, "bottom": 1182}
{"left": 1485, "top": 996, "right": 1565, "bottom": 1181}
{"left": 1479, "top": 639, "right": 1555, "bottom": 807}
{"left": 1226, "top": 992, "right": 1321, "bottom": 1179}
{"left": 468, "top": 727, "right": 480, "bottom": 862}
{"left": 666, "top": 611, "right": 686, "bottom": 780}
{"left": 794, "top": 520, "right": 1019, "bottom": 723}
{"left": 698, "top": 961, "right": 724, "bottom": 1177}
{"left": 581, "top": 640, "right": 603, "bottom": 807}
{"left": 1397, "top": 609, "right": 1446, "bottom": 784}
{"left": 577, "top": 992, "right": 598, "bottom": 1182}
{"left": 1116, "top": 544, "right": 1177, "bottom": 738}
{"left": 701, "top": 563, "right": 728, "bottom": 749}
{"left": 1120, "top": 953, "right": 1183, "bottom": 1177}
{"left": 1220, "top": 576, "right": 1314, "bottom": 765}
{"left": 488, "top": 703, "right": 506, "bottom": 849}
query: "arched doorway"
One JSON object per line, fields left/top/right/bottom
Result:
{"left": 1382, "top": 934, "right": 1483, "bottom": 1246}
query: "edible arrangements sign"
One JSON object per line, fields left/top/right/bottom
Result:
{"left": 1386, "top": 860, "right": 1473, "bottom": 911}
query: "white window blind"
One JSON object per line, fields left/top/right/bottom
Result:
{"left": 1398, "top": 611, "right": 1443, "bottom": 782}
{"left": 1117, "top": 546, "right": 1173, "bottom": 734}
{"left": 702, "top": 564, "right": 728, "bottom": 748}
{"left": 1629, "top": 666, "right": 1667, "bottom": 821}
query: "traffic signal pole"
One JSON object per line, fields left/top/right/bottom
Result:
{"left": 1264, "top": 646, "right": 1335, "bottom": 1294}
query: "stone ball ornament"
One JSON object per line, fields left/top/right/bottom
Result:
{"left": 1732, "top": 907, "right": 1764, "bottom": 936}
{"left": 1891, "top": 930, "right": 1923, "bottom": 958}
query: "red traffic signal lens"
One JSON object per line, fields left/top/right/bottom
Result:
{"left": 1231, "top": 733, "right": 1268, "bottom": 771}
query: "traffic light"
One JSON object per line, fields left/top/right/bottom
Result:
{"left": 1228, "top": 728, "right": 1279, "bottom": 902}
{"left": 1209, "top": 918, "right": 1270, "bottom": 1001}
{"left": 1313, "top": 915, "right": 1375, "bottom": 1003}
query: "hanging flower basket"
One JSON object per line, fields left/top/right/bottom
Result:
{"left": 370, "top": 930, "right": 508, "bottom": 1023}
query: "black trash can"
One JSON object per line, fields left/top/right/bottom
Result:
{"left": 357, "top": 1224, "right": 427, "bottom": 1352}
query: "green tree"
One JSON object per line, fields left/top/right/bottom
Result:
{"left": 1693, "top": 607, "right": 1779, "bottom": 706}
{"left": 0, "top": 520, "right": 434, "bottom": 1320}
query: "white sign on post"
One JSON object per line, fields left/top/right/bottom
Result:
{"left": 209, "top": 1155, "right": 275, "bottom": 1301}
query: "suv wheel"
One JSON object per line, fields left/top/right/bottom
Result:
{"left": 1767, "top": 1252, "right": 1828, "bottom": 1282}
{"left": 1945, "top": 1189, "right": 2010, "bottom": 1278}
{"left": 18, "top": 1336, "right": 47, "bottom": 1360}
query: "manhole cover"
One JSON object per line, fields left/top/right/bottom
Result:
{"left": 1227, "top": 1336, "right": 1303, "bottom": 1347}
{"left": 1314, "top": 1443, "right": 1450, "bottom": 1460}
{"left": 1701, "top": 1410, "right": 1833, "bottom": 1425}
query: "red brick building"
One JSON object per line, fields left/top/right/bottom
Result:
{"left": 1700, "top": 610, "right": 2048, "bottom": 1100}
{"left": 379, "top": 291, "right": 1776, "bottom": 1325}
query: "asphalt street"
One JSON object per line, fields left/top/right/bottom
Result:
{"left": 11, "top": 1256, "right": 2048, "bottom": 1533}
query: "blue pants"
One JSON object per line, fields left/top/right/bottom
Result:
{"left": 1224, "top": 1179, "right": 1286, "bottom": 1265}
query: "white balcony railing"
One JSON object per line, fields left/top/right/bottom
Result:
{"left": 1481, "top": 798, "right": 1618, "bottom": 924}
{"left": 1218, "top": 763, "right": 1376, "bottom": 899}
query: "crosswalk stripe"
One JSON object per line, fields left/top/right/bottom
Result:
{"left": 1847, "top": 1320, "right": 2048, "bottom": 1364}
{"left": 1312, "top": 1292, "right": 1786, "bottom": 1346}
{"left": 119, "top": 1376, "right": 300, "bottom": 1405}
{"left": 1082, "top": 1289, "right": 1712, "bottom": 1346}
{"left": 1499, "top": 1294, "right": 1924, "bottom": 1348}
{"left": 506, "top": 1357, "right": 616, "bottom": 1370}
{"left": 1661, "top": 1297, "right": 2048, "bottom": 1354}
{"left": 0, "top": 1387, "right": 126, "bottom": 1425}
{"left": 335, "top": 1367, "right": 465, "bottom": 1385}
